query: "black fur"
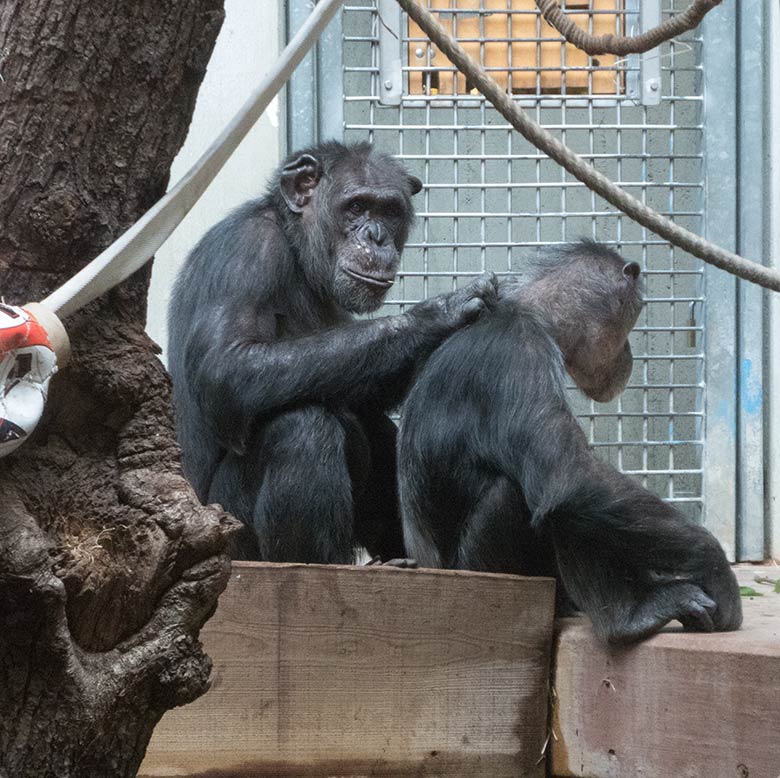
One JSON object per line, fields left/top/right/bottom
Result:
{"left": 398, "top": 241, "right": 742, "bottom": 644}
{"left": 168, "top": 141, "right": 498, "bottom": 561}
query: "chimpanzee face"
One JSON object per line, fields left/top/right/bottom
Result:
{"left": 279, "top": 148, "right": 422, "bottom": 314}
{"left": 330, "top": 183, "right": 416, "bottom": 313}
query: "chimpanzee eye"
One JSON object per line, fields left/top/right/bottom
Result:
{"left": 348, "top": 199, "right": 368, "bottom": 215}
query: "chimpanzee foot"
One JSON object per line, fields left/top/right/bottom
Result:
{"left": 365, "top": 556, "right": 419, "bottom": 568}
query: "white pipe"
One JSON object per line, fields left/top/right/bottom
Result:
{"left": 43, "top": 0, "right": 345, "bottom": 319}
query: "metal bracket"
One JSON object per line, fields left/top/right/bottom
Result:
{"left": 626, "top": 0, "right": 662, "bottom": 106}
{"left": 378, "top": 0, "right": 403, "bottom": 106}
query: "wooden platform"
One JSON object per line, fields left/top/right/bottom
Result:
{"left": 140, "top": 562, "right": 556, "bottom": 778}
{"left": 551, "top": 566, "right": 780, "bottom": 778}
{"left": 140, "top": 563, "right": 780, "bottom": 778}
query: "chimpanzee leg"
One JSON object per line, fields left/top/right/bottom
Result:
{"left": 353, "top": 413, "right": 407, "bottom": 561}
{"left": 213, "top": 406, "right": 361, "bottom": 564}
{"left": 208, "top": 456, "right": 262, "bottom": 561}
{"left": 453, "top": 475, "right": 579, "bottom": 611}
{"left": 455, "top": 476, "right": 555, "bottom": 576}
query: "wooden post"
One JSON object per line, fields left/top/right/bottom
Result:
{"left": 551, "top": 567, "right": 780, "bottom": 778}
{"left": 141, "top": 562, "right": 556, "bottom": 778}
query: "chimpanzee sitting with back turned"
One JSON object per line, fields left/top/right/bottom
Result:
{"left": 399, "top": 242, "right": 742, "bottom": 644}
{"left": 168, "top": 141, "right": 498, "bottom": 562}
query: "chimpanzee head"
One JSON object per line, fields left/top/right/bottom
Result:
{"left": 276, "top": 141, "right": 422, "bottom": 314}
{"left": 517, "top": 241, "right": 644, "bottom": 402}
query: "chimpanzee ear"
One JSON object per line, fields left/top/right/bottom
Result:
{"left": 280, "top": 154, "right": 322, "bottom": 213}
{"left": 408, "top": 175, "right": 423, "bottom": 196}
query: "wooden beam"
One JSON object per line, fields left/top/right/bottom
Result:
{"left": 141, "top": 562, "right": 556, "bottom": 778}
{"left": 551, "top": 566, "right": 780, "bottom": 778}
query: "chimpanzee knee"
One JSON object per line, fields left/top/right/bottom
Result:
{"left": 254, "top": 406, "right": 364, "bottom": 564}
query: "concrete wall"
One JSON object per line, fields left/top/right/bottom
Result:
{"left": 146, "top": 0, "right": 281, "bottom": 363}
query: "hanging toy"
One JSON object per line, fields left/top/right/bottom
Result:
{"left": 0, "top": 302, "right": 70, "bottom": 458}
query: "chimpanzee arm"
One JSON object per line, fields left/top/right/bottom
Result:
{"left": 540, "top": 466, "right": 742, "bottom": 643}
{"left": 184, "top": 281, "right": 495, "bottom": 455}
{"left": 172, "top": 201, "right": 496, "bottom": 455}
{"left": 496, "top": 363, "right": 741, "bottom": 632}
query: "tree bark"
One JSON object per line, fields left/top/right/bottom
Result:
{"left": 0, "top": 2, "right": 238, "bottom": 776}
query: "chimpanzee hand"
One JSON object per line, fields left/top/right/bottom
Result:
{"left": 411, "top": 273, "right": 499, "bottom": 333}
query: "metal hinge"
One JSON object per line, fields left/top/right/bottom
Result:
{"left": 626, "top": 0, "right": 662, "bottom": 106}
{"left": 378, "top": 0, "right": 403, "bottom": 106}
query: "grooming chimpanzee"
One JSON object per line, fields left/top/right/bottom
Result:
{"left": 398, "top": 241, "right": 742, "bottom": 644}
{"left": 168, "top": 141, "right": 497, "bottom": 562}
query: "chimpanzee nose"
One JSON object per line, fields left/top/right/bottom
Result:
{"left": 623, "top": 262, "right": 641, "bottom": 280}
{"left": 365, "top": 221, "right": 388, "bottom": 246}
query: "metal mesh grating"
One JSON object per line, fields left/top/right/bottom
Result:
{"left": 341, "top": 0, "right": 706, "bottom": 520}
{"left": 405, "top": 0, "right": 628, "bottom": 98}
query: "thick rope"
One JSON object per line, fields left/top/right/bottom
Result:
{"left": 535, "top": 0, "right": 723, "bottom": 56}
{"left": 398, "top": 0, "right": 780, "bottom": 292}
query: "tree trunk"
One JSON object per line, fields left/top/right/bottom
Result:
{"left": 0, "top": 2, "right": 238, "bottom": 776}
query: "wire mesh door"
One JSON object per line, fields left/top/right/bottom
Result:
{"left": 337, "top": 0, "right": 707, "bottom": 523}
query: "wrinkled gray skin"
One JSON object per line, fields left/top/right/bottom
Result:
{"left": 399, "top": 242, "right": 742, "bottom": 644}
{"left": 169, "top": 141, "right": 498, "bottom": 562}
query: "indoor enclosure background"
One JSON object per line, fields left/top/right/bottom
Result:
{"left": 285, "top": 0, "right": 779, "bottom": 562}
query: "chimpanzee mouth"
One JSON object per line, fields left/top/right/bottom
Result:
{"left": 344, "top": 268, "right": 395, "bottom": 289}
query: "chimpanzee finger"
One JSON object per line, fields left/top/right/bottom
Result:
{"left": 462, "top": 297, "right": 486, "bottom": 321}
{"left": 678, "top": 588, "right": 716, "bottom": 632}
{"left": 477, "top": 272, "right": 500, "bottom": 310}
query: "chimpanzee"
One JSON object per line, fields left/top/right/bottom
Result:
{"left": 168, "top": 141, "right": 498, "bottom": 562}
{"left": 398, "top": 241, "right": 742, "bottom": 644}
